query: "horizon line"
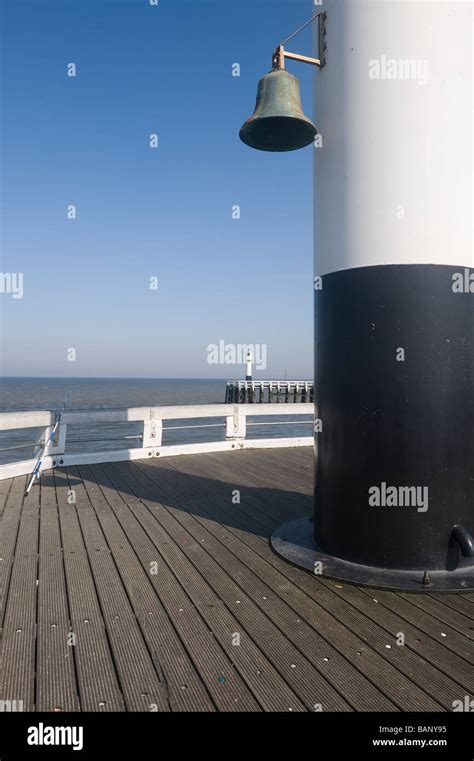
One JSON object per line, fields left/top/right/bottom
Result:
{"left": 0, "top": 375, "right": 313, "bottom": 381}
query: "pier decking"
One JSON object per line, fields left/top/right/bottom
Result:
{"left": 1, "top": 448, "right": 472, "bottom": 712}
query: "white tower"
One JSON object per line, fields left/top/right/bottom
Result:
{"left": 272, "top": 0, "right": 474, "bottom": 591}
{"left": 245, "top": 351, "right": 253, "bottom": 381}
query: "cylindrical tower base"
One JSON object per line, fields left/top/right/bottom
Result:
{"left": 272, "top": 264, "right": 474, "bottom": 592}
{"left": 271, "top": 517, "right": 474, "bottom": 592}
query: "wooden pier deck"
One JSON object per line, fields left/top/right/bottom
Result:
{"left": 1, "top": 448, "right": 472, "bottom": 712}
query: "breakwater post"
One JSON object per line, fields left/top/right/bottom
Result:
{"left": 225, "top": 380, "right": 313, "bottom": 404}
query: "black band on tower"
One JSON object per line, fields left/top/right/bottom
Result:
{"left": 314, "top": 263, "right": 474, "bottom": 572}
{"left": 272, "top": 264, "right": 474, "bottom": 591}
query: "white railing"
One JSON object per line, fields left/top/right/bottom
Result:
{"left": 0, "top": 404, "right": 314, "bottom": 480}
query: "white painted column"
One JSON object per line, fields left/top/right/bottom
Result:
{"left": 314, "top": 0, "right": 473, "bottom": 276}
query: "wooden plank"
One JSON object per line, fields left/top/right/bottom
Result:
{"left": 154, "top": 453, "right": 309, "bottom": 559}
{"left": 427, "top": 593, "right": 474, "bottom": 619}
{"left": 36, "top": 471, "right": 79, "bottom": 711}
{"left": 199, "top": 450, "right": 472, "bottom": 636}
{"left": 249, "top": 445, "right": 314, "bottom": 470}
{"left": 156, "top": 452, "right": 470, "bottom": 710}
{"left": 213, "top": 451, "right": 472, "bottom": 647}
{"left": 203, "top": 449, "right": 311, "bottom": 516}
{"left": 158, "top": 454, "right": 287, "bottom": 540}
{"left": 171, "top": 458, "right": 470, "bottom": 672}
{"left": 0, "top": 476, "right": 24, "bottom": 622}
{"left": 160, "top": 450, "right": 309, "bottom": 529}
{"left": 53, "top": 469, "right": 125, "bottom": 712}
{"left": 0, "top": 477, "right": 38, "bottom": 710}
{"left": 77, "top": 464, "right": 225, "bottom": 712}
{"left": 325, "top": 585, "right": 473, "bottom": 693}
{"left": 103, "top": 468, "right": 349, "bottom": 710}
{"left": 0, "top": 478, "right": 13, "bottom": 517}
{"left": 358, "top": 589, "right": 473, "bottom": 660}
{"left": 2, "top": 448, "right": 471, "bottom": 713}
{"left": 98, "top": 463, "right": 308, "bottom": 712}
{"left": 220, "top": 448, "right": 313, "bottom": 504}
{"left": 85, "top": 463, "right": 261, "bottom": 712}
{"left": 65, "top": 466, "right": 170, "bottom": 712}
{"left": 109, "top": 460, "right": 359, "bottom": 712}
{"left": 142, "top": 457, "right": 452, "bottom": 712}
{"left": 397, "top": 592, "right": 473, "bottom": 639}
{"left": 231, "top": 445, "right": 313, "bottom": 474}
{"left": 147, "top": 465, "right": 421, "bottom": 711}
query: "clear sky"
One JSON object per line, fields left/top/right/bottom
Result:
{"left": 1, "top": 0, "right": 314, "bottom": 379}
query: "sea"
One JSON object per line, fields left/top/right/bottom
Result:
{"left": 0, "top": 378, "right": 312, "bottom": 465}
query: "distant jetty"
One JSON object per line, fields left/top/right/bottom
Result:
{"left": 225, "top": 380, "right": 314, "bottom": 404}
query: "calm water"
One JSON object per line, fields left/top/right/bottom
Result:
{"left": 0, "top": 378, "right": 312, "bottom": 464}
{"left": 0, "top": 377, "right": 227, "bottom": 413}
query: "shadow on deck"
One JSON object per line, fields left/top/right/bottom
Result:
{"left": 1, "top": 448, "right": 472, "bottom": 712}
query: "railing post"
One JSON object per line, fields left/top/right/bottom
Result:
{"left": 226, "top": 405, "right": 246, "bottom": 440}
{"left": 34, "top": 426, "right": 50, "bottom": 458}
{"left": 33, "top": 421, "right": 67, "bottom": 458}
{"left": 48, "top": 423, "right": 67, "bottom": 455}
{"left": 141, "top": 418, "right": 162, "bottom": 448}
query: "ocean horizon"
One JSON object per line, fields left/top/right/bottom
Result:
{"left": 0, "top": 377, "right": 313, "bottom": 463}
{"left": 0, "top": 376, "right": 312, "bottom": 413}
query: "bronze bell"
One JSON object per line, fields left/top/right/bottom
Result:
{"left": 239, "top": 68, "right": 317, "bottom": 152}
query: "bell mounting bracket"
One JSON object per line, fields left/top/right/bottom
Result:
{"left": 272, "top": 12, "right": 327, "bottom": 71}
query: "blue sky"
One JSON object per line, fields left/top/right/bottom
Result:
{"left": 1, "top": 0, "right": 314, "bottom": 378}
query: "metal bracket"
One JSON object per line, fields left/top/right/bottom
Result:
{"left": 318, "top": 11, "right": 327, "bottom": 69}
{"left": 272, "top": 11, "right": 327, "bottom": 70}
